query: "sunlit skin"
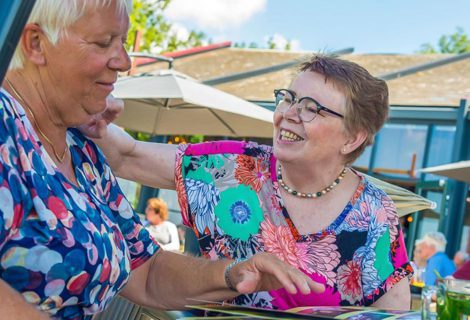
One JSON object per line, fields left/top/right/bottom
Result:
{"left": 32, "top": 2, "right": 131, "bottom": 128}
{"left": 272, "top": 71, "right": 350, "bottom": 188}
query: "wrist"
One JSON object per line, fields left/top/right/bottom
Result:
{"left": 224, "top": 258, "right": 246, "bottom": 291}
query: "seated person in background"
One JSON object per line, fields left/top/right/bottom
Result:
{"left": 145, "top": 198, "right": 180, "bottom": 251}
{"left": 415, "top": 231, "right": 456, "bottom": 285}
{"left": 453, "top": 258, "right": 470, "bottom": 280}
{"left": 453, "top": 250, "right": 469, "bottom": 270}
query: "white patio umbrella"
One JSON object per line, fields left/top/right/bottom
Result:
{"left": 421, "top": 161, "right": 470, "bottom": 184}
{"left": 112, "top": 70, "right": 274, "bottom": 137}
{"left": 366, "top": 174, "right": 437, "bottom": 217}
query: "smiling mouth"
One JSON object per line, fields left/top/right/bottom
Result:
{"left": 280, "top": 129, "right": 304, "bottom": 141}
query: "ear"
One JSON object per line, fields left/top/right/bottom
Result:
{"left": 341, "top": 130, "right": 367, "bottom": 155}
{"left": 21, "top": 23, "right": 48, "bottom": 66}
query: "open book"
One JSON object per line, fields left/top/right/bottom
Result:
{"left": 181, "top": 303, "right": 420, "bottom": 319}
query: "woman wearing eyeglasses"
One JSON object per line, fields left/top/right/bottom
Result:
{"left": 90, "top": 54, "right": 412, "bottom": 310}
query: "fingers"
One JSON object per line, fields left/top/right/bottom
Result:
{"left": 253, "top": 253, "right": 325, "bottom": 295}
{"left": 105, "top": 96, "right": 124, "bottom": 122}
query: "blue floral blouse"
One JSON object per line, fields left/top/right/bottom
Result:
{"left": 175, "top": 141, "right": 412, "bottom": 310}
{"left": 0, "top": 89, "right": 159, "bottom": 319}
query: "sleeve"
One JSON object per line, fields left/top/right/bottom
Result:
{"left": 362, "top": 191, "right": 414, "bottom": 305}
{"left": 82, "top": 136, "right": 160, "bottom": 270}
{"left": 174, "top": 143, "right": 192, "bottom": 229}
{"left": 174, "top": 140, "right": 247, "bottom": 232}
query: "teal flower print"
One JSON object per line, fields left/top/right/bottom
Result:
{"left": 215, "top": 184, "right": 264, "bottom": 241}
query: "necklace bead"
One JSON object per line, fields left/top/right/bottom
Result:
{"left": 277, "top": 164, "right": 347, "bottom": 199}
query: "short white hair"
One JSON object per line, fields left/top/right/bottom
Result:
{"left": 416, "top": 231, "right": 447, "bottom": 252}
{"left": 9, "top": 0, "right": 133, "bottom": 70}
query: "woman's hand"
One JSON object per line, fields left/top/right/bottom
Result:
{"left": 231, "top": 252, "right": 325, "bottom": 295}
{"left": 79, "top": 95, "right": 124, "bottom": 138}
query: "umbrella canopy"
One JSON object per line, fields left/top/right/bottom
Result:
{"left": 365, "top": 174, "right": 437, "bottom": 217}
{"left": 113, "top": 69, "right": 274, "bottom": 137}
{"left": 421, "top": 161, "right": 470, "bottom": 184}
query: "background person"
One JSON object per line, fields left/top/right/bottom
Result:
{"left": 91, "top": 54, "right": 413, "bottom": 310}
{"left": 453, "top": 250, "right": 469, "bottom": 270}
{"left": 415, "top": 231, "right": 456, "bottom": 286}
{"left": 145, "top": 198, "right": 180, "bottom": 251}
{"left": 0, "top": 1, "right": 323, "bottom": 319}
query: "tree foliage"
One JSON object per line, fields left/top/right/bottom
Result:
{"left": 127, "top": 0, "right": 206, "bottom": 53}
{"left": 234, "top": 37, "right": 293, "bottom": 50}
{"left": 420, "top": 27, "right": 470, "bottom": 54}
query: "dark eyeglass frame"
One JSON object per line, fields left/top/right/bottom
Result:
{"left": 273, "top": 88, "right": 344, "bottom": 122}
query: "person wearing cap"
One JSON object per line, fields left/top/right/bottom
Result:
{"left": 415, "top": 231, "right": 456, "bottom": 285}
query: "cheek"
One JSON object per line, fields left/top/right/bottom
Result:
{"left": 273, "top": 112, "right": 282, "bottom": 127}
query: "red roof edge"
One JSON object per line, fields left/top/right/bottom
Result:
{"left": 135, "top": 41, "right": 232, "bottom": 66}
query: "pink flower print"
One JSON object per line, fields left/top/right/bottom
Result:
{"left": 381, "top": 196, "right": 399, "bottom": 241}
{"left": 260, "top": 219, "right": 310, "bottom": 271}
{"left": 299, "top": 235, "right": 340, "bottom": 287}
{"left": 337, "top": 260, "right": 363, "bottom": 304}
{"left": 345, "top": 203, "right": 370, "bottom": 231}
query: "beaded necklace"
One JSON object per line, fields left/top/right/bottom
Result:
{"left": 277, "top": 164, "right": 347, "bottom": 198}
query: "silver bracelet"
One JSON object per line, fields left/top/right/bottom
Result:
{"left": 224, "top": 258, "right": 245, "bottom": 291}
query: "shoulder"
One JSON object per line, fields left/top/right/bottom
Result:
{"left": 0, "top": 89, "right": 21, "bottom": 125}
{"left": 361, "top": 174, "right": 396, "bottom": 210}
{"left": 178, "top": 140, "right": 272, "bottom": 158}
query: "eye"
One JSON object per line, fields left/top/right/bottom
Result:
{"left": 95, "top": 37, "right": 113, "bottom": 48}
{"left": 96, "top": 41, "right": 111, "bottom": 48}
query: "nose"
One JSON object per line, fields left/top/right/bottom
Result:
{"left": 109, "top": 44, "right": 132, "bottom": 72}
{"left": 283, "top": 101, "right": 302, "bottom": 123}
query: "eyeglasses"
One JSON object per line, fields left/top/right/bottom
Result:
{"left": 273, "top": 89, "right": 344, "bottom": 122}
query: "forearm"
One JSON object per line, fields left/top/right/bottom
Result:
{"left": 0, "top": 279, "right": 49, "bottom": 319}
{"left": 122, "top": 251, "right": 237, "bottom": 310}
{"left": 372, "top": 277, "right": 411, "bottom": 310}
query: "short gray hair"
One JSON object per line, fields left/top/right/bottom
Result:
{"left": 10, "top": 0, "right": 133, "bottom": 70}
{"left": 416, "top": 231, "right": 447, "bottom": 252}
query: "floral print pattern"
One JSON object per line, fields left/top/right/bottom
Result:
{"left": 0, "top": 90, "right": 159, "bottom": 319}
{"left": 175, "top": 141, "right": 412, "bottom": 309}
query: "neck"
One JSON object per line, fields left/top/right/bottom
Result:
{"left": 5, "top": 71, "right": 68, "bottom": 148}
{"left": 4, "top": 70, "right": 68, "bottom": 163}
{"left": 279, "top": 160, "right": 347, "bottom": 192}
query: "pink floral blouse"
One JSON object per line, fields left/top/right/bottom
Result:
{"left": 175, "top": 140, "right": 412, "bottom": 309}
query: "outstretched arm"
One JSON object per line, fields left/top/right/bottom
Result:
{"left": 121, "top": 251, "right": 325, "bottom": 310}
{"left": 93, "top": 124, "right": 177, "bottom": 189}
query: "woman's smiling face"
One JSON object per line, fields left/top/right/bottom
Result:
{"left": 39, "top": 1, "right": 131, "bottom": 127}
{"left": 273, "top": 71, "right": 348, "bottom": 166}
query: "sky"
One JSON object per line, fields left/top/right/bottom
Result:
{"left": 163, "top": 0, "right": 470, "bottom": 54}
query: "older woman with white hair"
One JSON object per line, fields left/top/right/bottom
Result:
{"left": 0, "top": 1, "right": 323, "bottom": 319}
{"left": 415, "top": 231, "right": 456, "bottom": 285}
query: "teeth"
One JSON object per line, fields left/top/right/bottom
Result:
{"left": 280, "top": 129, "right": 303, "bottom": 141}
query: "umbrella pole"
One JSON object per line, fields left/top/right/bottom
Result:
{"left": 208, "top": 109, "right": 237, "bottom": 136}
